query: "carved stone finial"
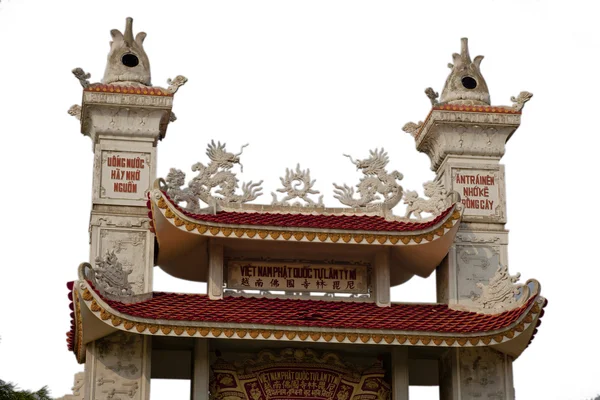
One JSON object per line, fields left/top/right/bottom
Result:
{"left": 72, "top": 68, "right": 91, "bottom": 88}
{"left": 403, "top": 181, "right": 450, "bottom": 219}
{"left": 402, "top": 121, "right": 423, "bottom": 137}
{"left": 166, "top": 75, "right": 188, "bottom": 93}
{"left": 333, "top": 148, "right": 404, "bottom": 210}
{"left": 440, "top": 38, "right": 490, "bottom": 106}
{"left": 102, "top": 17, "right": 151, "bottom": 86}
{"left": 68, "top": 105, "right": 82, "bottom": 121}
{"left": 166, "top": 141, "right": 263, "bottom": 211}
{"left": 472, "top": 264, "right": 530, "bottom": 314}
{"left": 271, "top": 164, "right": 324, "bottom": 207}
{"left": 511, "top": 91, "right": 533, "bottom": 111}
{"left": 425, "top": 87, "right": 439, "bottom": 106}
{"left": 93, "top": 250, "right": 133, "bottom": 297}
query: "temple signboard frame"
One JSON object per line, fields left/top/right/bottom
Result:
{"left": 226, "top": 261, "right": 369, "bottom": 294}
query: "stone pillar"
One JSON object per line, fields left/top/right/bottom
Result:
{"left": 373, "top": 249, "right": 391, "bottom": 307}
{"left": 391, "top": 347, "right": 409, "bottom": 400}
{"left": 191, "top": 339, "right": 210, "bottom": 400}
{"left": 84, "top": 332, "right": 152, "bottom": 400}
{"left": 67, "top": 17, "right": 185, "bottom": 400}
{"left": 410, "top": 39, "right": 529, "bottom": 309}
{"left": 439, "top": 348, "right": 515, "bottom": 400}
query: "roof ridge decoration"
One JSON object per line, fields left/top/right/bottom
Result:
{"left": 271, "top": 164, "right": 324, "bottom": 207}
{"left": 457, "top": 264, "right": 539, "bottom": 315}
{"left": 163, "top": 143, "right": 456, "bottom": 220}
{"left": 333, "top": 148, "right": 404, "bottom": 212}
{"left": 82, "top": 251, "right": 134, "bottom": 298}
{"left": 166, "top": 140, "right": 263, "bottom": 212}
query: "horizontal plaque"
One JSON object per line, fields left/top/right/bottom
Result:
{"left": 227, "top": 261, "right": 368, "bottom": 294}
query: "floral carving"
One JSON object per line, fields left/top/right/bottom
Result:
{"left": 333, "top": 148, "right": 404, "bottom": 210}
{"left": 271, "top": 164, "right": 323, "bottom": 207}
{"left": 511, "top": 91, "right": 533, "bottom": 111}
{"left": 166, "top": 141, "right": 263, "bottom": 211}
{"left": 403, "top": 181, "right": 451, "bottom": 219}
{"left": 472, "top": 265, "right": 529, "bottom": 313}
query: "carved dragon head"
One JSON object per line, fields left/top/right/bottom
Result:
{"left": 102, "top": 17, "right": 151, "bottom": 86}
{"left": 440, "top": 38, "right": 490, "bottom": 106}
{"left": 344, "top": 148, "right": 389, "bottom": 175}
{"left": 206, "top": 140, "right": 248, "bottom": 171}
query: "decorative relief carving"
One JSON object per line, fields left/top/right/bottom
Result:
{"left": 472, "top": 264, "right": 529, "bottom": 314}
{"left": 68, "top": 105, "right": 82, "bottom": 120}
{"left": 403, "top": 181, "right": 451, "bottom": 220}
{"left": 90, "top": 251, "right": 134, "bottom": 297}
{"left": 401, "top": 121, "right": 423, "bottom": 137}
{"left": 271, "top": 164, "right": 323, "bottom": 207}
{"left": 455, "top": 234, "right": 501, "bottom": 244}
{"left": 166, "top": 141, "right": 263, "bottom": 211}
{"left": 511, "top": 91, "right": 533, "bottom": 111}
{"left": 425, "top": 87, "right": 439, "bottom": 106}
{"left": 72, "top": 68, "right": 91, "bottom": 88}
{"left": 103, "top": 18, "right": 151, "bottom": 86}
{"left": 166, "top": 75, "right": 188, "bottom": 93}
{"left": 56, "top": 372, "right": 85, "bottom": 400}
{"left": 210, "top": 349, "right": 390, "bottom": 400}
{"left": 333, "top": 148, "right": 404, "bottom": 211}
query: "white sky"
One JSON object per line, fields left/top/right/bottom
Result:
{"left": 0, "top": 0, "right": 599, "bottom": 399}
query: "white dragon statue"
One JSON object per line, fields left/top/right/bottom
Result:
{"left": 166, "top": 140, "right": 263, "bottom": 211}
{"left": 403, "top": 181, "right": 451, "bottom": 220}
{"left": 333, "top": 148, "right": 404, "bottom": 210}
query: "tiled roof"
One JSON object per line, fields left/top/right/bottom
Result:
{"left": 67, "top": 281, "right": 545, "bottom": 362}
{"left": 154, "top": 192, "right": 455, "bottom": 233}
{"left": 103, "top": 291, "right": 535, "bottom": 334}
{"left": 84, "top": 83, "right": 173, "bottom": 96}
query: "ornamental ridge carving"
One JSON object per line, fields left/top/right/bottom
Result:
{"left": 333, "top": 148, "right": 404, "bottom": 211}
{"left": 271, "top": 164, "right": 324, "bottom": 207}
{"left": 404, "top": 181, "right": 452, "bottom": 220}
{"left": 166, "top": 141, "right": 263, "bottom": 212}
{"left": 511, "top": 91, "right": 533, "bottom": 111}
{"left": 89, "top": 250, "right": 134, "bottom": 297}
{"left": 472, "top": 264, "right": 529, "bottom": 314}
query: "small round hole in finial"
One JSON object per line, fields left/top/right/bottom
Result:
{"left": 461, "top": 76, "right": 477, "bottom": 89}
{"left": 121, "top": 53, "right": 139, "bottom": 68}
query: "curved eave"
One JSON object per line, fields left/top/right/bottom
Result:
{"left": 149, "top": 190, "right": 462, "bottom": 283}
{"left": 70, "top": 280, "right": 545, "bottom": 364}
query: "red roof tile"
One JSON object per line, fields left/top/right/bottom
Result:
{"left": 159, "top": 192, "right": 455, "bottom": 233}
{"left": 101, "top": 291, "right": 535, "bottom": 334}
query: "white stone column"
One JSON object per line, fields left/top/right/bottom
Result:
{"left": 391, "top": 347, "right": 409, "bottom": 400}
{"left": 439, "top": 347, "right": 514, "bottom": 400}
{"left": 208, "top": 241, "right": 224, "bottom": 300}
{"left": 374, "top": 249, "right": 391, "bottom": 307}
{"left": 84, "top": 332, "right": 151, "bottom": 400}
{"left": 192, "top": 339, "right": 210, "bottom": 400}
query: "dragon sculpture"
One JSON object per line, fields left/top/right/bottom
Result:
{"left": 93, "top": 250, "right": 134, "bottom": 297}
{"left": 333, "top": 148, "right": 404, "bottom": 210}
{"left": 473, "top": 264, "right": 529, "bottom": 313}
{"left": 403, "top": 181, "right": 451, "bottom": 220}
{"left": 166, "top": 140, "right": 263, "bottom": 210}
